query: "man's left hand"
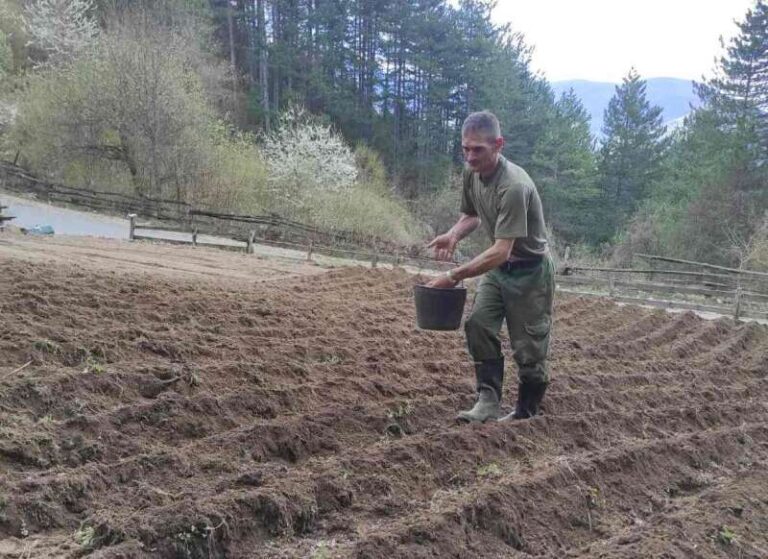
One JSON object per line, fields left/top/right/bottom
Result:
{"left": 426, "top": 275, "right": 458, "bottom": 289}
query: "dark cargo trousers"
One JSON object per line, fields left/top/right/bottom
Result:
{"left": 464, "top": 256, "right": 555, "bottom": 384}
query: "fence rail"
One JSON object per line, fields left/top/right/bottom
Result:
{"left": 128, "top": 214, "right": 452, "bottom": 271}
{"left": 6, "top": 160, "right": 767, "bottom": 320}
{"left": 0, "top": 161, "right": 189, "bottom": 220}
{"left": 0, "top": 160, "right": 432, "bottom": 262}
{"left": 635, "top": 253, "right": 768, "bottom": 278}
{"left": 560, "top": 254, "right": 768, "bottom": 321}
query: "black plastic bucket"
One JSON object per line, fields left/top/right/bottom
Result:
{"left": 413, "top": 284, "right": 468, "bottom": 331}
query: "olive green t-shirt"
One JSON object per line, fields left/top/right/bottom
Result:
{"left": 460, "top": 155, "right": 548, "bottom": 260}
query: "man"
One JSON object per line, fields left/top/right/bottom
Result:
{"left": 426, "top": 111, "right": 554, "bottom": 423}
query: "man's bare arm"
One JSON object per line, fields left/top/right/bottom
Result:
{"left": 450, "top": 239, "right": 513, "bottom": 282}
{"left": 447, "top": 213, "right": 480, "bottom": 243}
{"left": 427, "top": 213, "right": 480, "bottom": 261}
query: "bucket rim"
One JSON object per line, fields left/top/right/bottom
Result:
{"left": 413, "top": 283, "right": 467, "bottom": 293}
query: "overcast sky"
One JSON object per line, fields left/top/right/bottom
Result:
{"left": 492, "top": 0, "right": 756, "bottom": 83}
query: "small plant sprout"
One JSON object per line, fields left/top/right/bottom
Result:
{"left": 84, "top": 353, "right": 105, "bottom": 374}
{"left": 74, "top": 524, "right": 95, "bottom": 547}
{"left": 33, "top": 339, "right": 60, "bottom": 354}
{"left": 477, "top": 462, "right": 502, "bottom": 478}
{"left": 387, "top": 401, "right": 413, "bottom": 421}
{"left": 716, "top": 525, "right": 736, "bottom": 546}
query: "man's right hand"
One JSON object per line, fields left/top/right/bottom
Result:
{"left": 427, "top": 233, "right": 458, "bottom": 261}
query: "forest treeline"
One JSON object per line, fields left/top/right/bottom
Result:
{"left": 0, "top": 0, "right": 766, "bottom": 267}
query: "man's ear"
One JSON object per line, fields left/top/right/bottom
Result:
{"left": 494, "top": 136, "right": 504, "bottom": 151}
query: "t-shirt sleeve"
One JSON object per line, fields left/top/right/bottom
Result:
{"left": 460, "top": 168, "right": 477, "bottom": 216}
{"left": 494, "top": 182, "right": 528, "bottom": 239}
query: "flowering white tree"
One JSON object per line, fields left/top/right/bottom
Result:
{"left": 261, "top": 106, "right": 358, "bottom": 210}
{"left": 24, "top": 0, "right": 98, "bottom": 65}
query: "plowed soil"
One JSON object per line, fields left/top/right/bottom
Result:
{"left": 1, "top": 236, "right": 768, "bottom": 558}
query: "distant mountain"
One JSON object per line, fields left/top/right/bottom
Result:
{"left": 551, "top": 77, "right": 699, "bottom": 138}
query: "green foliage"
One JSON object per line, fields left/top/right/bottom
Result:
{"left": 715, "top": 525, "right": 737, "bottom": 546}
{"left": 0, "top": 29, "right": 11, "bottom": 76}
{"left": 598, "top": 68, "right": 669, "bottom": 241}
{"left": 74, "top": 524, "right": 96, "bottom": 548}
{"left": 219, "top": 0, "right": 566, "bottom": 200}
{"left": 11, "top": 0, "right": 766, "bottom": 256}
{"left": 7, "top": 4, "right": 263, "bottom": 214}
{"left": 310, "top": 542, "right": 333, "bottom": 559}
{"left": 697, "top": 0, "right": 768, "bottom": 163}
{"left": 0, "top": 1, "right": 27, "bottom": 75}
{"left": 386, "top": 400, "right": 413, "bottom": 421}
{"left": 311, "top": 183, "right": 419, "bottom": 244}
{"left": 33, "top": 339, "right": 61, "bottom": 354}
{"left": 201, "top": 122, "right": 268, "bottom": 213}
{"left": 10, "top": 43, "right": 207, "bottom": 198}
{"left": 83, "top": 352, "right": 105, "bottom": 374}
{"left": 744, "top": 218, "right": 768, "bottom": 271}
{"left": 477, "top": 462, "right": 502, "bottom": 478}
{"left": 354, "top": 144, "right": 390, "bottom": 196}
{"left": 5, "top": 1, "right": 418, "bottom": 242}
{"left": 617, "top": 2, "right": 768, "bottom": 266}
{"left": 532, "top": 89, "right": 599, "bottom": 243}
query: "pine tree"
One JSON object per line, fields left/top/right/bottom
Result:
{"left": 598, "top": 68, "right": 669, "bottom": 232}
{"left": 670, "top": 0, "right": 768, "bottom": 259}
{"left": 696, "top": 0, "right": 768, "bottom": 167}
{"left": 532, "top": 89, "right": 599, "bottom": 242}
{"left": 205, "top": 0, "right": 586, "bottom": 202}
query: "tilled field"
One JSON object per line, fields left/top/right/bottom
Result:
{"left": 1, "top": 257, "right": 767, "bottom": 558}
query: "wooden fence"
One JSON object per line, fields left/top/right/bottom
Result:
{"left": 0, "top": 203, "right": 14, "bottom": 229}
{"left": 7, "top": 160, "right": 766, "bottom": 319}
{"left": 560, "top": 252, "right": 768, "bottom": 320}
{"left": 127, "top": 214, "right": 453, "bottom": 271}
{"left": 0, "top": 161, "right": 189, "bottom": 220}
{"left": 0, "top": 160, "right": 445, "bottom": 268}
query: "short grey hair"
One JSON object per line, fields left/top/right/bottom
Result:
{"left": 461, "top": 111, "right": 501, "bottom": 140}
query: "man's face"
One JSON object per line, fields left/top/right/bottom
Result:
{"left": 461, "top": 131, "right": 503, "bottom": 175}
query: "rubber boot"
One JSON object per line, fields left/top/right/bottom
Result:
{"left": 456, "top": 358, "right": 504, "bottom": 423}
{"left": 498, "top": 381, "right": 548, "bottom": 421}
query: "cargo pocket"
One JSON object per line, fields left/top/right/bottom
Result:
{"left": 516, "top": 316, "right": 552, "bottom": 365}
{"left": 524, "top": 316, "right": 551, "bottom": 339}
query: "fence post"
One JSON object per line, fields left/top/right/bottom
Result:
{"left": 192, "top": 227, "right": 198, "bottom": 247}
{"left": 371, "top": 247, "right": 378, "bottom": 269}
{"left": 128, "top": 213, "right": 136, "bottom": 241}
{"left": 247, "top": 230, "right": 256, "bottom": 254}
{"left": 307, "top": 239, "right": 314, "bottom": 262}
{"left": 608, "top": 272, "right": 616, "bottom": 297}
{"left": 733, "top": 284, "right": 743, "bottom": 320}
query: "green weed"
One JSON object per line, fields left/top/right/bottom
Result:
{"left": 33, "top": 339, "right": 60, "bottom": 354}
{"left": 310, "top": 541, "right": 335, "bottom": 559}
{"left": 387, "top": 401, "right": 413, "bottom": 421}
{"left": 477, "top": 462, "right": 502, "bottom": 478}
{"left": 74, "top": 525, "right": 95, "bottom": 547}
{"left": 84, "top": 354, "right": 105, "bottom": 374}
{"left": 716, "top": 525, "right": 736, "bottom": 546}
